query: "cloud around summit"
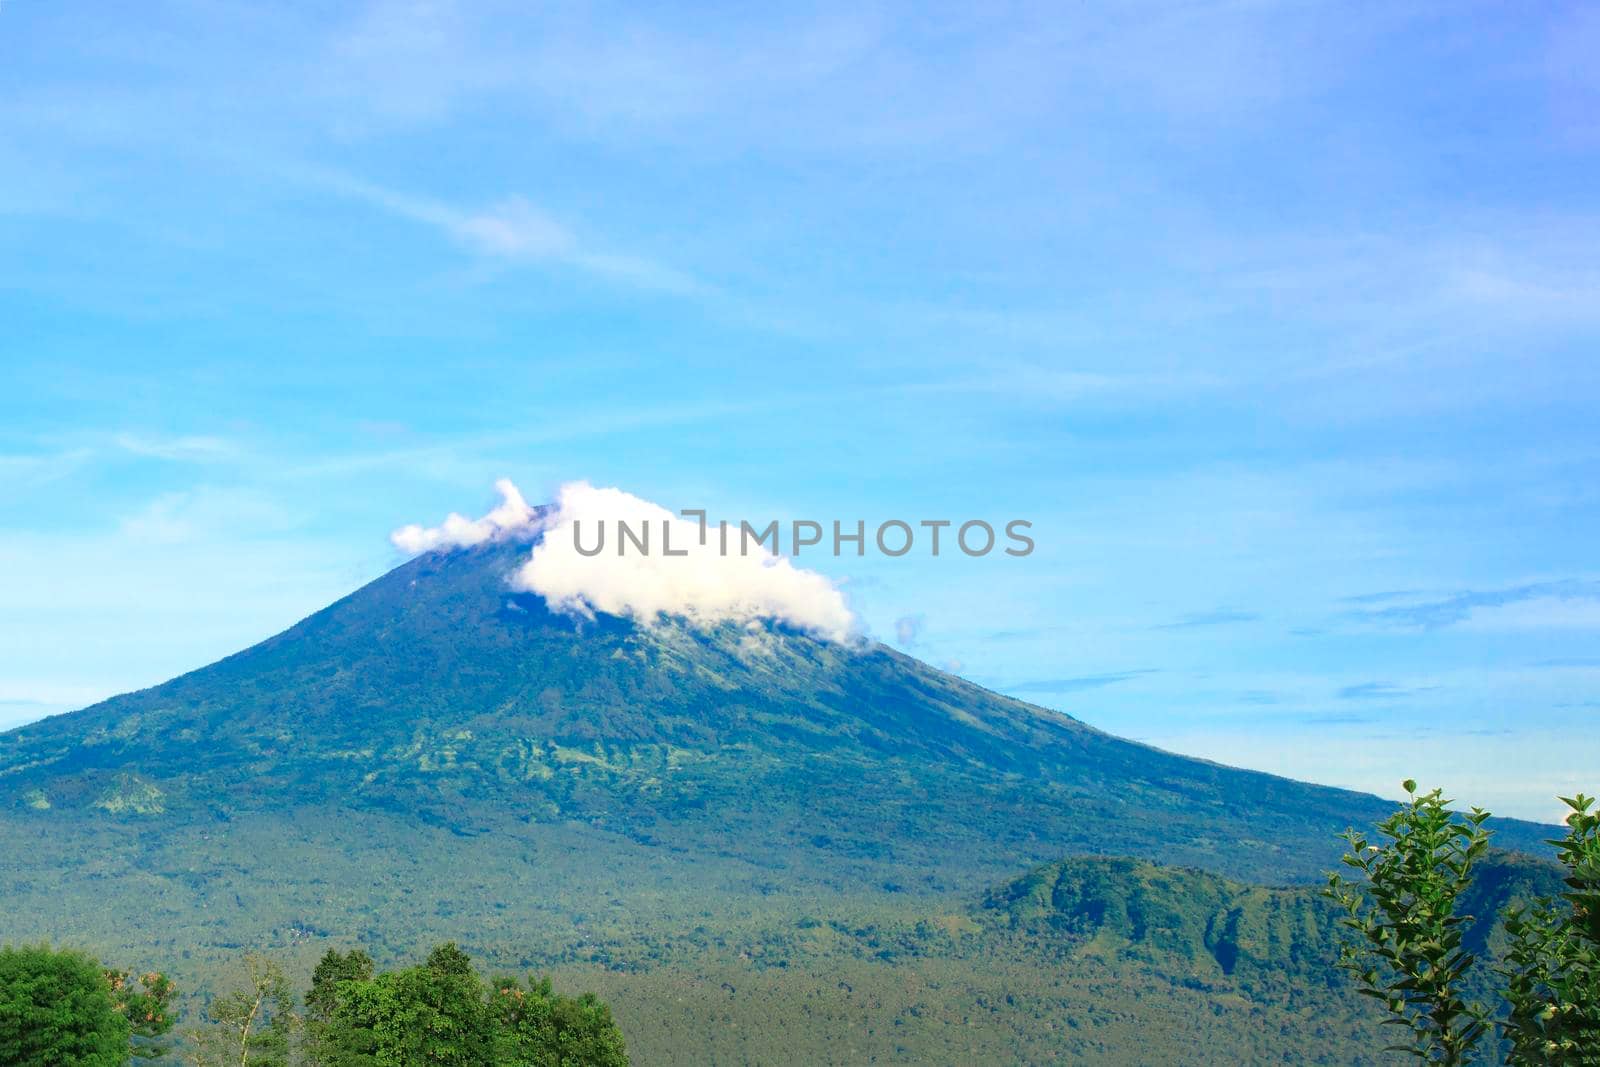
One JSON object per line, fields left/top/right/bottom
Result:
{"left": 392, "top": 480, "right": 857, "bottom": 642}
{"left": 390, "top": 478, "right": 540, "bottom": 554}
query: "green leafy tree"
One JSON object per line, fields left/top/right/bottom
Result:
{"left": 319, "top": 944, "right": 629, "bottom": 1067}
{"left": 491, "top": 975, "right": 629, "bottom": 1067}
{"left": 424, "top": 943, "right": 474, "bottom": 978}
{"left": 1500, "top": 794, "right": 1600, "bottom": 1065}
{"left": 0, "top": 944, "right": 130, "bottom": 1066}
{"left": 304, "top": 948, "right": 375, "bottom": 1067}
{"left": 1326, "top": 780, "right": 1493, "bottom": 1064}
{"left": 184, "top": 954, "right": 297, "bottom": 1067}
{"left": 327, "top": 942, "right": 495, "bottom": 1066}
{"left": 106, "top": 967, "right": 179, "bottom": 1061}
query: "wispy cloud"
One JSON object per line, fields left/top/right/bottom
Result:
{"left": 1340, "top": 589, "right": 1425, "bottom": 605}
{"left": 1337, "top": 681, "right": 1438, "bottom": 701}
{"left": 116, "top": 487, "right": 300, "bottom": 546}
{"left": 278, "top": 399, "right": 769, "bottom": 482}
{"left": 113, "top": 433, "right": 236, "bottom": 462}
{"left": 1302, "top": 713, "right": 1373, "bottom": 725}
{"left": 893, "top": 361, "right": 1224, "bottom": 404}
{"left": 1347, "top": 580, "right": 1600, "bottom": 631}
{"left": 2, "top": 435, "right": 233, "bottom": 495}
{"left": 1444, "top": 254, "right": 1600, "bottom": 328}
{"left": 1006, "top": 669, "right": 1158, "bottom": 694}
{"left": 0, "top": 448, "right": 94, "bottom": 489}
{"left": 1154, "top": 608, "right": 1260, "bottom": 630}
{"left": 286, "top": 166, "right": 706, "bottom": 295}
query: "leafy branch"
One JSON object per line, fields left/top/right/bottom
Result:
{"left": 1325, "top": 780, "right": 1493, "bottom": 1064}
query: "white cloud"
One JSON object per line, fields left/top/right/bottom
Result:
{"left": 1458, "top": 595, "right": 1600, "bottom": 631}
{"left": 453, "top": 196, "right": 573, "bottom": 258}
{"left": 390, "top": 479, "right": 858, "bottom": 642}
{"left": 0, "top": 448, "right": 93, "bottom": 489}
{"left": 113, "top": 433, "right": 235, "bottom": 461}
{"left": 117, "top": 487, "right": 299, "bottom": 546}
{"left": 287, "top": 166, "right": 703, "bottom": 293}
{"left": 389, "top": 478, "right": 541, "bottom": 554}
{"left": 518, "top": 482, "right": 857, "bottom": 642}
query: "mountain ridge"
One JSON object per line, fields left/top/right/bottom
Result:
{"left": 1, "top": 538, "right": 1554, "bottom": 887}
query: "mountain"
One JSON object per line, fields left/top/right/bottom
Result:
{"left": 1, "top": 538, "right": 1550, "bottom": 881}
{"left": 0, "top": 538, "right": 1561, "bottom": 1062}
{"left": 981, "top": 850, "right": 1565, "bottom": 984}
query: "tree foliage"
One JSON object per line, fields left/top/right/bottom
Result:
{"left": 318, "top": 942, "right": 628, "bottom": 1066}
{"left": 491, "top": 975, "right": 630, "bottom": 1067}
{"left": 1331, "top": 782, "right": 1600, "bottom": 1067}
{"left": 1327, "top": 780, "right": 1493, "bottom": 1063}
{"left": 332, "top": 943, "right": 495, "bottom": 1067}
{"left": 1500, "top": 794, "right": 1600, "bottom": 1065}
{"left": 0, "top": 944, "right": 131, "bottom": 1066}
{"left": 1, "top": 938, "right": 628, "bottom": 1066}
{"left": 305, "top": 948, "right": 375, "bottom": 1066}
{"left": 107, "top": 967, "right": 179, "bottom": 1061}
{"left": 184, "top": 953, "right": 297, "bottom": 1067}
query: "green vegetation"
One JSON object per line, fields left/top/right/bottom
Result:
{"left": 1330, "top": 784, "right": 1600, "bottom": 1065}
{"left": 312, "top": 943, "right": 627, "bottom": 1067}
{"left": 110, "top": 969, "right": 179, "bottom": 1061}
{"left": 0, "top": 845, "right": 1575, "bottom": 1064}
{"left": 1500, "top": 795, "right": 1600, "bottom": 1061}
{"left": 0, "top": 943, "right": 625, "bottom": 1066}
{"left": 304, "top": 949, "right": 373, "bottom": 1065}
{"left": 984, "top": 854, "right": 1346, "bottom": 985}
{"left": 1328, "top": 781, "right": 1495, "bottom": 1063}
{"left": 489, "top": 975, "right": 627, "bottom": 1067}
{"left": 0, "top": 945, "right": 172, "bottom": 1066}
{"left": 185, "top": 954, "right": 296, "bottom": 1066}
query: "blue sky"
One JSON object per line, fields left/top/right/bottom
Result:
{"left": 3, "top": 1, "right": 1598, "bottom": 821}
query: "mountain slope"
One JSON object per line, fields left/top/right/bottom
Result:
{"left": 0, "top": 538, "right": 1551, "bottom": 888}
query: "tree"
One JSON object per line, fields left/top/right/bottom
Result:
{"left": 184, "top": 953, "right": 297, "bottom": 1067}
{"left": 425, "top": 943, "right": 474, "bottom": 978}
{"left": 326, "top": 942, "right": 495, "bottom": 1066}
{"left": 1331, "top": 783, "right": 1600, "bottom": 1066}
{"left": 1325, "top": 780, "right": 1493, "bottom": 1064}
{"left": 0, "top": 944, "right": 130, "bottom": 1066}
{"left": 304, "top": 948, "right": 375, "bottom": 1067}
{"left": 315, "top": 943, "right": 629, "bottom": 1066}
{"left": 106, "top": 967, "right": 179, "bottom": 1061}
{"left": 491, "top": 975, "right": 629, "bottom": 1067}
{"left": 1500, "top": 794, "right": 1600, "bottom": 1065}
